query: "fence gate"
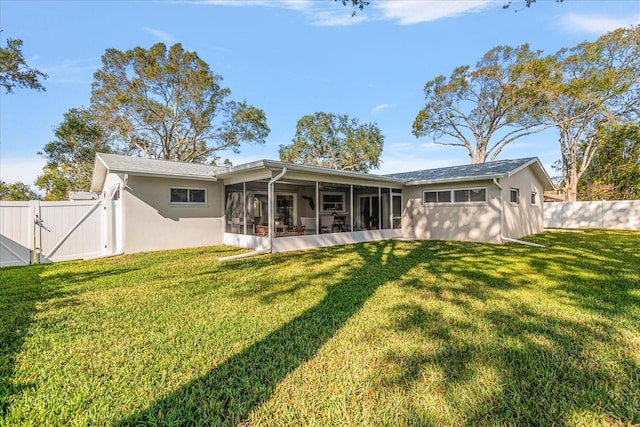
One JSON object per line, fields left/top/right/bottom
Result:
{"left": 0, "top": 199, "right": 121, "bottom": 268}
{"left": 0, "top": 202, "right": 32, "bottom": 267}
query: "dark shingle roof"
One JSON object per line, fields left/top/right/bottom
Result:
{"left": 386, "top": 157, "right": 539, "bottom": 184}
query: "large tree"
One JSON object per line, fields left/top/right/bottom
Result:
{"left": 36, "top": 108, "right": 112, "bottom": 200}
{"left": 0, "top": 181, "right": 40, "bottom": 201}
{"left": 539, "top": 26, "right": 639, "bottom": 201}
{"left": 0, "top": 37, "right": 47, "bottom": 93}
{"left": 90, "top": 42, "right": 269, "bottom": 163}
{"left": 412, "top": 44, "right": 548, "bottom": 164}
{"left": 577, "top": 121, "right": 640, "bottom": 201}
{"left": 279, "top": 112, "right": 384, "bottom": 173}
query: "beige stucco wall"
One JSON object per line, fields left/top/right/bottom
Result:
{"left": 501, "top": 167, "right": 545, "bottom": 239}
{"left": 402, "top": 179, "right": 502, "bottom": 243}
{"left": 122, "top": 175, "right": 224, "bottom": 253}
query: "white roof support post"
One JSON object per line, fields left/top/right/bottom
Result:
{"left": 268, "top": 168, "right": 287, "bottom": 251}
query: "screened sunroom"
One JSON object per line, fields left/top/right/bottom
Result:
{"left": 218, "top": 160, "right": 404, "bottom": 253}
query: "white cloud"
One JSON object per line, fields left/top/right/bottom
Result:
{"left": 144, "top": 27, "right": 178, "bottom": 43}
{"left": 198, "top": 0, "right": 366, "bottom": 26}
{"left": 40, "top": 57, "right": 100, "bottom": 85}
{"left": 374, "top": 0, "right": 500, "bottom": 25}
{"left": 313, "top": 10, "right": 368, "bottom": 27}
{"left": 0, "top": 157, "right": 46, "bottom": 189}
{"left": 371, "top": 103, "right": 396, "bottom": 115}
{"left": 199, "top": 0, "right": 310, "bottom": 12}
{"left": 560, "top": 13, "right": 640, "bottom": 35}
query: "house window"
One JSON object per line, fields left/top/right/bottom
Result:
{"left": 423, "top": 188, "right": 486, "bottom": 204}
{"left": 423, "top": 190, "right": 451, "bottom": 204}
{"left": 453, "top": 188, "right": 487, "bottom": 203}
{"left": 510, "top": 188, "right": 520, "bottom": 205}
{"left": 170, "top": 187, "right": 207, "bottom": 204}
{"left": 321, "top": 192, "right": 345, "bottom": 212}
{"left": 530, "top": 191, "right": 537, "bottom": 205}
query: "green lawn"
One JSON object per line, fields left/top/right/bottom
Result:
{"left": 1, "top": 230, "right": 639, "bottom": 426}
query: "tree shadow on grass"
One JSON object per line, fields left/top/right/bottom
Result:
{"left": 0, "top": 263, "right": 140, "bottom": 418}
{"left": 0, "top": 265, "right": 50, "bottom": 416}
{"left": 117, "top": 240, "right": 422, "bottom": 426}
{"left": 380, "top": 232, "right": 640, "bottom": 425}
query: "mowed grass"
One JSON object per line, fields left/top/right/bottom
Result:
{"left": 1, "top": 230, "right": 639, "bottom": 426}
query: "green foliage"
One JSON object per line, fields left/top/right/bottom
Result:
{"left": 503, "top": 0, "right": 563, "bottom": 8}
{"left": 412, "top": 45, "right": 547, "bottom": 164}
{"left": 578, "top": 122, "right": 640, "bottom": 200}
{"left": 36, "top": 108, "right": 112, "bottom": 200}
{"left": 1, "top": 231, "right": 639, "bottom": 425}
{"left": 336, "top": 0, "right": 369, "bottom": 15}
{"left": 0, "top": 37, "right": 47, "bottom": 94}
{"left": 0, "top": 181, "right": 40, "bottom": 201}
{"left": 539, "top": 25, "right": 640, "bottom": 201}
{"left": 279, "top": 112, "right": 384, "bottom": 173}
{"left": 90, "top": 42, "right": 269, "bottom": 163}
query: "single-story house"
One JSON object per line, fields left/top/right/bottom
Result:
{"left": 90, "top": 153, "right": 554, "bottom": 254}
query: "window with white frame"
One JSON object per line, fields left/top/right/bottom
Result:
{"left": 454, "top": 188, "right": 487, "bottom": 203}
{"left": 530, "top": 191, "right": 537, "bottom": 205}
{"left": 423, "top": 187, "right": 486, "bottom": 204}
{"left": 321, "top": 192, "right": 345, "bottom": 212}
{"left": 170, "top": 187, "right": 207, "bottom": 204}
{"left": 423, "top": 190, "right": 451, "bottom": 204}
{"left": 510, "top": 188, "right": 520, "bottom": 205}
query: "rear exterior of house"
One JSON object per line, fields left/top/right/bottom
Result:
{"left": 391, "top": 158, "right": 550, "bottom": 243}
{"left": 90, "top": 154, "right": 553, "bottom": 255}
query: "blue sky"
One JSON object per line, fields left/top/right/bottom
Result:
{"left": 1, "top": 0, "right": 639, "bottom": 190}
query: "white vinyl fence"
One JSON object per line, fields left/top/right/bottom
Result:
{"left": 544, "top": 200, "right": 640, "bottom": 231}
{"left": 0, "top": 199, "right": 122, "bottom": 268}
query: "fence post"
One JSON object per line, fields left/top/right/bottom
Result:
{"left": 28, "top": 200, "right": 41, "bottom": 264}
{"left": 104, "top": 199, "right": 114, "bottom": 255}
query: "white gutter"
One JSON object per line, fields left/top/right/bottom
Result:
{"left": 493, "top": 178, "right": 545, "bottom": 248}
{"left": 267, "top": 168, "right": 287, "bottom": 252}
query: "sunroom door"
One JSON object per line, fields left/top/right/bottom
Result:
{"left": 276, "top": 193, "right": 296, "bottom": 228}
{"left": 359, "top": 195, "right": 380, "bottom": 229}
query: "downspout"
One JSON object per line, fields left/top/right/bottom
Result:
{"left": 494, "top": 177, "right": 545, "bottom": 248}
{"left": 494, "top": 178, "right": 504, "bottom": 241}
{"left": 267, "top": 167, "right": 287, "bottom": 253}
{"left": 219, "top": 168, "right": 287, "bottom": 262}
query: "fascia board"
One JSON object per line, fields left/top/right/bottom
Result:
{"left": 105, "top": 169, "right": 218, "bottom": 182}
{"left": 90, "top": 155, "right": 109, "bottom": 192}
{"left": 218, "top": 159, "right": 406, "bottom": 186}
{"left": 404, "top": 173, "right": 507, "bottom": 186}
{"left": 507, "top": 158, "right": 555, "bottom": 190}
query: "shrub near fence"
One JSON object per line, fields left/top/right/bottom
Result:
{"left": 544, "top": 200, "right": 640, "bottom": 230}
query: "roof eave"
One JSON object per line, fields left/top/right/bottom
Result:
{"left": 218, "top": 159, "right": 406, "bottom": 185}
{"left": 507, "top": 158, "right": 555, "bottom": 191}
{"left": 89, "top": 154, "right": 109, "bottom": 192}
{"left": 404, "top": 173, "right": 507, "bottom": 186}
{"left": 105, "top": 169, "right": 219, "bottom": 182}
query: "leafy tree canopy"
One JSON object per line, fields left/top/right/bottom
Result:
{"left": 412, "top": 44, "right": 548, "bottom": 164}
{"left": 36, "top": 108, "right": 112, "bottom": 200}
{"left": 0, "top": 181, "right": 40, "bottom": 201}
{"left": 578, "top": 121, "right": 640, "bottom": 201}
{"left": 537, "top": 25, "right": 639, "bottom": 201}
{"left": 90, "top": 42, "right": 269, "bottom": 163}
{"left": 279, "top": 112, "right": 384, "bottom": 173}
{"left": 0, "top": 37, "right": 47, "bottom": 94}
